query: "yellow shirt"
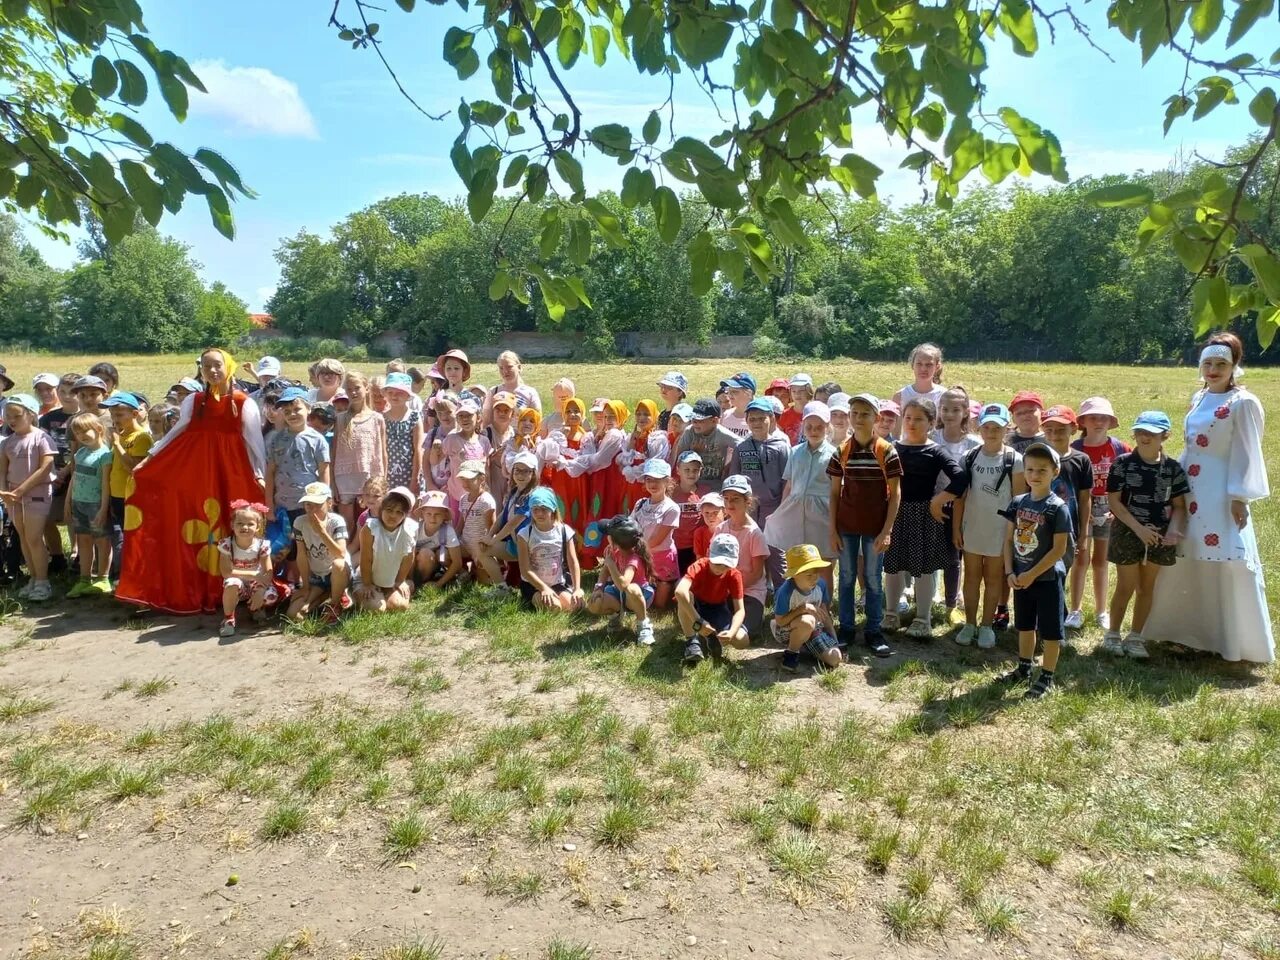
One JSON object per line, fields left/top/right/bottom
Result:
{"left": 109, "top": 426, "right": 153, "bottom": 499}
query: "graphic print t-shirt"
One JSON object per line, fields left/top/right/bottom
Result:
{"left": 1008, "top": 492, "right": 1069, "bottom": 581}
{"left": 1106, "top": 452, "right": 1190, "bottom": 533}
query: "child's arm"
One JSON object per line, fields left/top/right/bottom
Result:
{"left": 393, "top": 552, "right": 414, "bottom": 588}
{"left": 95, "top": 459, "right": 111, "bottom": 528}
{"left": 877, "top": 477, "right": 901, "bottom": 553}
{"left": 257, "top": 546, "right": 272, "bottom": 585}
{"left": 1108, "top": 491, "right": 1160, "bottom": 546}
{"left": 724, "top": 596, "right": 746, "bottom": 636}
{"left": 952, "top": 491, "right": 966, "bottom": 550}
{"left": 828, "top": 475, "right": 843, "bottom": 555}
{"left": 111, "top": 435, "right": 145, "bottom": 471}
{"left": 646, "top": 518, "right": 676, "bottom": 552}
{"left": 612, "top": 555, "right": 636, "bottom": 588}
{"left": 0, "top": 451, "right": 9, "bottom": 496}
{"left": 1075, "top": 487, "right": 1091, "bottom": 556}
{"left": 317, "top": 460, "right": 331, "bottom": 486}
{"left": 313, "top": 517, "right": 347, "bottom": 559}
{"left": 1015, "top": 531, "right": 1069, "bottom": 586}
{"left": 566, "top": 534, "right": 583, "bottom": 595}
{"left": 1002, "top": 516, "right": 1016, "bottom": 590}
{"left": 263, "top": 462, "right": 277, "bottom": 511}
{"left": 296, "top": 530, "right": 313, "bottom": 583}
{"left": 1165, "top": 494, "right": 1188, "bottom": 543}
{"left": 410, "top": 419, "right": 424, "bottom": 493}
{"left": 440, "top": 544, "right": 464, "bottom": 586}
{"left": 358, "top": 526, "right": 375, "bottom": 591}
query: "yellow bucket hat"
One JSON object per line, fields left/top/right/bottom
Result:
{"left": 785, "top": 544, "right": 831, "bottom": 579}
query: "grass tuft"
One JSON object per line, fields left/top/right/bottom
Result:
{"left": 379, "top": 937, "right": 445, "bottom": 960}
{"left": 260, "top": 802, "right": 308, "bottom": 840}
{"left": 385, "top": 812, "right": 429, "bottom": 857}
{"left": 546, "top": 938, "right": 593, "bottom": 960}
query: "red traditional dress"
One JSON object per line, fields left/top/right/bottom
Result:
{"left": 548, "top": 400, "right": 589, "bottom": 538}
{"left": 618, "top": 400, "right": 671, "bottom": 514}
{"left": 116, "top": 388, "right": 264, "bottom": 614}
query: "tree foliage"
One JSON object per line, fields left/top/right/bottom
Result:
{"left": 0, "top": 0, "right": 252, "bottom": 244}
{"left": 330, "top": 0, "right": 1280, "bottom": 345}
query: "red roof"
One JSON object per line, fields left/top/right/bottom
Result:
{"left": 248, "top": 313, "right": 274, "bottom": 329}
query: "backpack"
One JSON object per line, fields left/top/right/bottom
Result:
{"left": 836, "top": 435, "right": 894, "bottom": 481}
{"left": 963, "top": 446, "right": 1016, "bottom": 497}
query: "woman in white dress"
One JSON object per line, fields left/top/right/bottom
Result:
{"left": 1144, "top": 333, "right": 1273, "bottom": 663}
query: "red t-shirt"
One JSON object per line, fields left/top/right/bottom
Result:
{"left": 1072, "top": 437, "right": 1131, "bottom": 498}
{"left": 672, "top": 487, "right": 702, "bottom": 550}
{"left": 692, "top": 522, "right": 712, "bottom": 558}
{"left": 684, "top": 557, "right": 743, "bottom": 604}
{"left": 777, "top": 407, "right": 802, "bottom": 445}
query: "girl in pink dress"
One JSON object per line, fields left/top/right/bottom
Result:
{"left": 332, "top": 372, "right": 387, "bottom": 531}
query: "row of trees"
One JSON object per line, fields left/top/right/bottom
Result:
{"left": 0, "top": 211, "right": 249, "bottom": 352}
{"left": 265, "top": 138, "right": 1276, "bottom": 363}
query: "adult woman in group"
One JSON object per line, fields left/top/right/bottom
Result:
{"left": 1144, "top": 332, "right": 1273, "bottom": 663}
{"left": 117, "top": 348, "right": 266, "bottom": 615}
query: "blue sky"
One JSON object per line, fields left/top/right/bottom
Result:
{"left": 23, "top": 0, "right": 1280, "bottom": 311}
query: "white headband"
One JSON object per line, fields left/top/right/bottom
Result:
{"left": 1199, "top": 344, "right": 1244, "bottom": 380}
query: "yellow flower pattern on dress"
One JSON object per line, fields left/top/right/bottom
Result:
{"left": 181, "top": 498, "right": 225, "bottom": 577}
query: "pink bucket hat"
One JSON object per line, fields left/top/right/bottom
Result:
{"left": 1077, "top": 396, "right": 1119, "bottom": 429}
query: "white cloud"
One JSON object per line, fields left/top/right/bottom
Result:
{"left": 190, "top": 60, "right": 319, "bottom": 139}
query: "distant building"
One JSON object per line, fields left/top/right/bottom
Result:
{"left": 244, "top": 312, "right": 282, "bottom": 341}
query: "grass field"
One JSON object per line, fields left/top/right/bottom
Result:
{"left": 0, "top": 352, "right": 1278, "bottom": 959}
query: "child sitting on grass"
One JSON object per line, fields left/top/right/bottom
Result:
{"left": 287, "top": 482, "right": 351, "bottom": 624}
{"left": 586, "top": 514, "right": 656, "bottom": 646}
{"left": 218, "top": 501, "right": 277, "bottom": 637}
{"left": 999, "top": 443, "right": 1071, "bottom": 700}
{"left": 356, "top": 485, "right": 418, "bottom": 614}
{"left": 773, "top": 544, "right": 843, "bottom": 672}
{"left": 693, "top": 491, "right": 724, "bottom": 559}
{"left": 414, "top": 489, "right": 464, "bottom": 588}
{"left": 676, "top": 532, "right": 749, "bottom": 664}
{"left": 1102, "top": 411, "right": 1189, "bottom": 659}
{"left": 517, "top": 486, "right": 583, "bottom": 611}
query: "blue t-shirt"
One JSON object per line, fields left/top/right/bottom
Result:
{"left": 1007, "top": 492, "right": 1070, "bottom": 581}
{"left": 267, "top": 427, "right": 330, "bottom": 510}
{"left": 774, "top": 575, "right": 831, "bottom": 617}
{"left": 498, "top": 490, "right": 532, "bottom": 542}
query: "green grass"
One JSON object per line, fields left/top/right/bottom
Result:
{"left": 546, "top": 939, "right": 593, "bottom": 960}
{"left": 260, "top": 802, "right": 308, "bottom": 840}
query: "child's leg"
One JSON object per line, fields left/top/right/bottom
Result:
{"left": 76, "top": 533, "right": 95, "bottom": 579}
{"left": 962, "top": 552, "right": 984, "bottom": 626}
{"left": 884, "top": 572, "right": 906, "bottom": 617}
{"left": 650, "top": 580, "right": 674, "bottom": 611}
{"left": 787, "top": 613, "right": 816, "bottom": 652}
{"left": 108, "top": 496, "right": 124, "bottom": 580}
{"left": 337, "top": 498, "right": 357, "bottom": 535}
{"left": 860, "top": 537, "right": 886, "bottom": 635}
{"left": 980, "top": 556, "right": 1004, "bottom": 626}
{"left": 387, "top": 583, "right": 413, "bottom": 611}
{"left": 1069, "top": 539, "right": 1089, "bottom": 612}
{"left": 472, "top": 546, "right": 503, "bottom": 585}
{"left": 1091, "top": 540, "right": 1109, "bottom": 617}
{"left": 675, "top": 593, "right": 697, "bottom": 634}
{"left": 837, "top": 534, "right": 856, "bottom": 630}
{"left": 624, "top": 582, "right": 648, "bottom": 619}
{"left": 1107, "top": 562, "right": 1137, "bottom": 634}
{"left": 1130, "top": 563, "right": 1162, "bottom": 634}
{"left": 586, "top": 589, "right": 620, "bottom": 616}
{"left": 288, "top": 585, "right": 323, "bottom": 619}
{"left": 1017, "top": 629, "right": 1037, "bottom": 661}
{"left": 18, "top": 505, "right": 48, "bottom": 579}
{"left": 416, "top": 549, "right": 439, "bottom": 583}
{"left": 222, "top": 579, "right": 242, "bottom": 617}
{"left": 943, "top": 546, "right": 961, "bottom": 609}
{"left": 92, "top": 536, "right": 111, "bottom": 578}
{"left": 247, "top": 583, "right": 269, "bottom": 613}
{"left": 912, "top": 572, "right": 937, "bottom": 623}
{"left": 1041, "top": 638, "right": 1061, "bottom": 673}
{"left": 329, "top": 559, "right": 350, "bottom": 604}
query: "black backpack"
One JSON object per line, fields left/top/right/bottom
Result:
{"left": 963, "top": 446, "right": 1016, "bottom": 496}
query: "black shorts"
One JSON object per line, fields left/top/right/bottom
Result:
{"left": 694, "top": 597, "right": 734, "bottom": 632}
{"left": 109, "top": 495, "right": 125, "bottom": 529}
{"left": 1013, "top": 576, "right": 1065, "bottom": 641}
{"left": 677, "top": 547, "right": 697, "bottom": 576}
{"left": 1108, "top": 522, "right": 1177, "bottom": 567}
{"left": 520, "top": 579, "right": 570, "bottom": 607}
{"left": 286, "top": 507, "right": 304, "bottom": 561}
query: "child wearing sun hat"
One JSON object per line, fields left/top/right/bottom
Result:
{"left": 773, "top": 544, "right": 843, "bottom": 672}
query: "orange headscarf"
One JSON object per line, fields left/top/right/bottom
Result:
{"left": 604, "top": 399, "right": 630, "bottom": 431}
{"left": 562, "top": 397, "right": 586, "bottom": 444}
{"left": 515, "top": 407, "right": 541, "bottom": 449}
{"left": 632, "top": 399, "right": 658, "bottom": 442}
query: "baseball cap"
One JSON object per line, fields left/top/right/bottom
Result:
{"left": 1133, "top": 410, "right": 1172, "bottom": 434}
{"left": 1042, "top": 405, "right": 1078, "bottom": 427}
{"left": 708, "top": 533, "right": 740, "bottom": 565}
{"left": 171, "top": 377, "right": 202, "bottom": 394}
{"left": 5, "top": 393, "right": 39, "bottom": 415}
{"left": 511, "top": 451, "right": 539, "bottom": 472}
{"left": 827, "top": 392, "right": 851, "bottom": 414}
{"left": 456, "top": 398, "right": 481, "bottom": 416}
{"left": 275, "top": 386, "right": 310, "bottom": 405}
{"left": 332, "top": 388, "right": 350, "bottom": 404}
{"left": 384, "top": 372, "right": 413, "bottom": 394}
{"left": 309, "top": 402, "right": 336, "bottom": 426}
{"left": 32, "top": 373, "right": 59, "bottom": 389}
{"left": 745, "top": 398, "right": 774, "bottom": 415}
{"left": 677, "top": 450, "right": 703, "bottom": 465}
{"left": 878, "top": 399, "right": 901, "bottom": 417}
{"left": 642, "top": 458, "right": 672, "bottom": 479}
{"left": 492, "top": 391, "right": 518, "bottom": 410}
{"left": 528, "top": 486, "right": 559, "bottom": 512}
{"left": 1078, "top": 396, "right": 1120, "bottom": 428}
{"left": 721, "top": 474, "right": 752, "bottom": 496}
{"left": 691, "top": 399, "right": 721, "bottom": 421}
{"left": 670, "top": 402, "right": 694, "bottom": 422}
{"left": 589, "top": 397, "right": 608, "bottom": 413}
{"left": 720, "top": 372, "right": 757, "bottom": 394}
{"left": 100, "top": 391, "right": 141, "bottom": 410}
{"left": 255, "top": 356, "right": 282, "bottom": 377}
{"left": 978, "top": 403, "right": 1010, "bottom": 427}
{"left": 657, "top": 371, "right": 688, "bottom": 393}
{"left": 789, "top": 373, "right": 814, "bottom": 389}
{"left": 699, "top": 492, "right": 725, "bottom": 508}
{"left": 72, "top": 375, "right": 108, "bottom": 393}
{"left": 598, "top": 514, "right": 642, "bottom": 548}
{"left": 802, "top": 401, "right": 831, "bottom": 424}
{"left": 298, "top": 482, "right": 333, "bottom": 505}
{"left": 418, "top": 490, "right": 450, "bottom": 511}
{"left": 456, "top": 459, "right": 486, "bottom": 479}
{"left": 766, "top": 377, "right": 791, "bottom": 396}
{"left": 1009, "top": 390, "right": 1044, "bottom": 412}
{"left": 1023, "top": 441, "right": 1061, "bottom": 468}
{"left": 767, "top": 396, "right": 784, "bottom": 415}
{"left": 785, "top": 544, "right": 832, "bottom": 578}
{"left": 849, "top": 392, "right": 879, "bottom": 412}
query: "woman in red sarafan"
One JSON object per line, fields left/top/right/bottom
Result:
{"left": 116, "top": 348, "right": 266, "bottom": 615}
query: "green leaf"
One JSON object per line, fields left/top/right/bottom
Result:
{"left": 488, "top": 270, "right": 509, "bottom": 301}
{"left": 450, "top": 138, "right": 472, "bottom": 182}
{"left": 1227, "top": 0, "right": 1273, "bottom": 47}
{"left": 1238, "top": 244, "right": 1280, "bottom": 301}
{"left": 997, "top": 0, "right": 1038, "bottom": 55}
{"left": 107, "top": 112, "right": 153, "bottom": 148}
{"left": 999, "top": 107, "right": 1067, "bottom": 181}
{"left": 620, "top": 166, "right": 655, "bottom": 208}
{"left": 584, "top": 198, "right": 625, "bottom": 246}
{"left": 503, "top": 154, "right": 529, "bottom": 189}
{"left": 643, "top": 110, "right": 661, "bottom": 145}
{"left": 1086, "top": 183, "right": 1154, "bottom": 208}
{"left": 540, "top": 216, "right": 563, "bottom": 258}
{"left": 1256, "top": 305, "right": 1278, "bottom": 349}
{"left": 119, "top": 159, "right": 163, "bottom": 225}
{"left": 557, "top": 24, "right": 583, "bottom": 68}
{"left": 688, "top": 230, "right": 718, "bottom": 296}
{"left": 116, "top": 60, "right": 147, "bottom": 105}
{"left": 651, "top": 186, "right": 682, "bottom": 243}
{"left": 1163, "top": 94, "right": 1192, "bottom": 134}
{"left": 91, "top": 56, "right": 119, "bottom": 98}
{"left": 70, "top": 83, "right": 97, "bottom": 117}
{"left": 467, "top": 167, "right": 498, "bottom": 222}
{"left": 553, "top": 150, "right": 585, "bottom": 196}
{"left": 766, "top": 196, "right": 808, "bottom": 248}
{"left": 590, "top": 123, "right": 632, "bottom": 157}
{"left": 396, "top": 0, "right": 416, "bottom": 10}
{"left": 1191, "top": 0, "right": 1224, "bottom": 40}
{"left": 1173, "top": 231, "right": 1214, "bottom": 273}
{"left": 443, "top": 27, "right": 474, "bottom": 65}
{"left": 838, "top": 154, "right": 882, "bottom": 199}
{"left": 563, "top": 275, "right": 591, "bottom": 308}
{"left": 1192, "top": 275, "right": 1230, "bottom": 336}
{"left": 698, "top": 171, "right": 742, "bottom": 210}
{"left": 526, "top": 163, "right": 548, "bottom": 203}
{"left": 194, "top": 148, "right": 252, "bottom": 197}
{"left": 159, "top": 74, "right": 189, "bottom": 121}
{"left": 469, "top": 100, "right": 505, "bottom": 126}
{"left": 590, "top": 24, "right": 609, "bottom": 65}
{"left": 1250, "top": 87, "right": 1277, "bottom": 126}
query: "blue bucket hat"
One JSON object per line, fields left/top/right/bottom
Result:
{"left": 384, "top": 372, "right": 414, "bottom": 393}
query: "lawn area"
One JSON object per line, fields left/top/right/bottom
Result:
{"left": 0, "top": 353, "right": 1277, "bottom": 960}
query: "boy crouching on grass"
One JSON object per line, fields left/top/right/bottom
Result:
{"left": 773, "top": 544, "right": 843, "bottom": 672}
{"left": 287, "top": 482, "right": 352, "bottom": 624}
{"left": 676, "top": 532, "right": 749, "bottom": 665}
{"left": 999, "top": 442, "right": 1071, "bottom": 700}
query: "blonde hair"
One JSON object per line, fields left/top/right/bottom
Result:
{"left": 385, "top": 358, "right": 407, "bottom": 373}
{"left": 316, "top": 357, "right": 346, "bottom": 378}
{"left": 362, "top": 475, "right": 389, "bottom": 499}
{"left": 339, "top": 371, "right": 371, "bottom": 437}
{"left": 68, "top": 411, "right": 105, "bottom": 441}
{"left": 229, "top": 504, "right": 266, "bottom": 533}
{"left": 908, "top": 342, "right": 944, "bottom": 384}
{"left": 497, "top": 350, "right": 522, "bottom": 370}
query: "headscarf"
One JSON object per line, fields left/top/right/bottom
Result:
{"left": 632, "top": 399, "right": 658, "bottom": 443}
{"left": 515, "top": 407, "right": 542, "bottom": 450}
{"left": 562, "top": 397, "right": 587, "bottom": 443}
{"left": 604, "top": 399, "right": 630, "bottom": 432}
{"left": 202, "top": 348, "right": 236, "bottom": 399}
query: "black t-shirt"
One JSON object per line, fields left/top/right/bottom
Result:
{"left": 38, "top": 408, "right": 72, "bottom": 489}
{"left": 1009, "top": 431, "right": 1047, "bottom": 454}
{"left": 1106, "top": 451, "right": 1190, "bottom": 533}
{"left": 1049, "top": 448, "right": 1093, "bottom": 538}
{"left": 893, "top": 442, "right": 968, "bottom": 502}
{"left": 658, "top": 409, "right": 672, "bottom": 431}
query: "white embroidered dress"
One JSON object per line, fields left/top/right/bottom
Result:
{"left": 1144, "top": 387, "right": 1274, "bottom": 662}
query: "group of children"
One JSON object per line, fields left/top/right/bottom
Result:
{"left": 0, "top": 342, "right": 1198, "bottom": 696}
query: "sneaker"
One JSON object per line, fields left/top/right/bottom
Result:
{"left": 16, "top": 580, "right": 34, "bottom": 599}
{"left": 1064, "top": 609, "right": 1085, "bottom": 630}
{"left": 88, "top": 577, "right": 114, "bottom": 596}
{"left": 955, "top": 624, "right": 978, "bottom": 646}
{"left": 1122, "top": 633, "right": 1149, "bottom": 659}
{"left": 1025, "top": 672, "right": 1055, "bottom": 699}
{"left": 947, "top": 607, "right": 966, "bottom": 626}
{"left": 1097, "top": 611, "right": 1110, "bottom": 630}
{"left": 881, "top": 612, "right": 901, "bottom": 632}
{"left": 996, "top": 662, "right": 1033, "bottom": 685}
{"left": 27, "top": 581, "right": 52, "bottom": 602}
{"left": 219, "top": 617, "right": 236, "bottom": 638}
{"left": 682, "top": 638, "right": 705, "bottom": 665}
{"left": 992, "top": 608, "right": 1010, "bottom": 632}
{"left": 781, "top": 650, "right": 800, "bottom": 672}
{"left": 837, "top": 625, "right": 858, "bottom": 648}
{"left": 1100, "top": 631, "right": 1124, "bottom": 655}
{"left": 897, "top": 598, "right": 910, "bottom": 616}
{"left": 977, "top": 626, "right": 997, "bottom": 650}
{"left": 321, "top": 601, "right": 342, "bottom": 625}
{"left": 905, "top": 619, "right": 933, "bottom": 640}
{"left": 66, "top": 577, "right": 93, "bottom": 599}
{"left": 864, "top": 634, "right": 892, "bottom": 658}
{"left": 636, "top": 619, "right": 655, "bottom": 646}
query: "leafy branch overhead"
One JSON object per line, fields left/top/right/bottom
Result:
{"left": 0, "top": 0, "right": 253, "bottom": 244}
{"left": 338, "top": 0, "right": 1279, "bottom": 343}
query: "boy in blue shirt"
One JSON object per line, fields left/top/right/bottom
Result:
{"left": 1000, "top": 442, "right": 1071, "bottom": 699}
{"left": 773, "top": 544, "right": 842, "bottom": 672}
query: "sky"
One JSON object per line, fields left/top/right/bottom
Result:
{"left": 21, "top": 0, "right": 1280, "bottom": 312}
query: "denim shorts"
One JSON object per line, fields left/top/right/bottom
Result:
{"left": 70, "top": 499, "right": 108, "bottom": 538}
{"left": 308, "top": 572, "right": 335, "bottom": 591}
{"left": 603, "top": 582, "right": 655, "bottom": 606}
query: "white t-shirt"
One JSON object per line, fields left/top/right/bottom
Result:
{"left": 720, "top": 409, "right": 750, "bottom": 439}
{"left": 366, "top": 516, "right": 418, "bottom": 588}
{"left": 218, "top": 536, "right": 269, "bottom": 578}
{"left": 459, "top": 491, "right": 496, "bottom": 545}
{"left": 518, "top": 522, "right": 576, "bottom": 587}
{"left": 417, "top": 520, "right": 460, "bottom": 560}
{"left": 962, "top": 447, "right": 1023, "bottom": 557}
{"left": 630, "top": 496, "right": 680, "bottom": 553}
{"left": 297, "top": 513, "right": 349, "bottom": 576}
